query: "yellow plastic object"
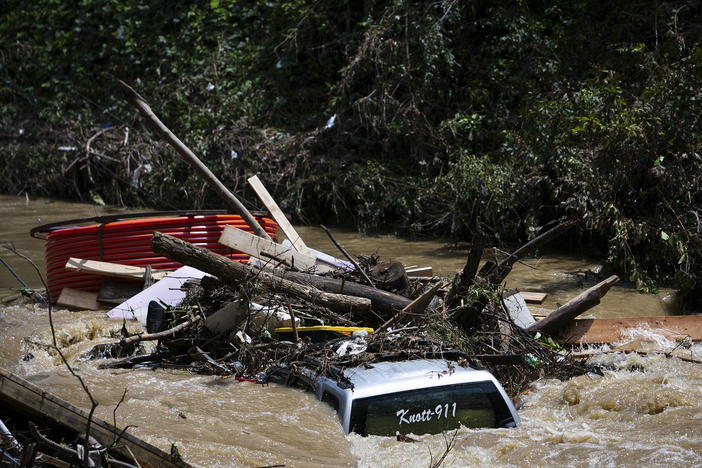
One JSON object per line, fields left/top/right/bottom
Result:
{"left": 274, "top": 325, "right": 374, "bottom": 336}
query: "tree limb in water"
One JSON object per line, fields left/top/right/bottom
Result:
{"left": 150, "top": 232, "right": 372, "bottom": 315}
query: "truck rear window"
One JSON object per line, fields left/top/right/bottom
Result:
{"left": 350, "top": 381, "right": 513, "bottom": 436}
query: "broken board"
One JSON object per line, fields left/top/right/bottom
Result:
{"left": 248, "top": 175, "right": 312, "bottom": 256}
{"left": 520, "top": 291, "right": 548, "bottom": 304}
{"left": 219, "top": 225, "right": 336, "bottom": 273}
{"left": 65, "top": 257, "right": 168, "bottom": 281}
{"left": 555, "top": 315, "right": 702, "bottom": 345}
{"left": 406, "top": 266, "right": 433, "bottom": 277}
{"left": 56, "top": 287, "right": 101, "bottom": 310}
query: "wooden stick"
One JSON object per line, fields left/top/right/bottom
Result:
{"left": 248, "top": 175, "right": 310, "bottom": 254}
{"left": 319, "top": 224, "right": 375, "bottom": 288}
{"left": 287, "top": 301, "right": 299, "bottom": 343}
{"left": 376, "top": 282, "right": 442, "bottom": 333}
{"left": 481, "top": 221, "right": 576, "bottom": 283}
{"left": 118, "top": 80, "right": 271, "bottom": 240}
{"left": 121, "top": 316, "right": 202, "bottom": 346}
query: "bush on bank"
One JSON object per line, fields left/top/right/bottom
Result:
{"left": 1, "top": 1, "right": 700, "bottom": 308}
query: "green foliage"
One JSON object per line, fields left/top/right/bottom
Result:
{"left": 2, "top": 0, "right": 702, "bottom": 308}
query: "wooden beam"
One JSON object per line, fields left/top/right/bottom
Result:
{"left": 0, "top": 367, "right": 191, "bottom": 468}
{"left": 555, "top": 315, "right": 702, "bottom": 345}
{"left": 56, "top": 288, "right": 101, "bottom": 310}
{"left": 218, "top": 225, "right": 335, "bottom": 273}
{"left": 526, "top": 275, "right": 619, "bottom": 334}
{"left": 247, "top": 175, "right": 311, "bottom": 255}
{"left": 65, "top": 257, "right": 168, "bottom": 281}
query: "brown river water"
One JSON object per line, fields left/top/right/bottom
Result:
{"left": 1, "top": 194, "right": 700, "bottom": 467}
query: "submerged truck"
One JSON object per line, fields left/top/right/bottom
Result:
{"left": 268, "top": 356, "right": 520, "bottom": 436}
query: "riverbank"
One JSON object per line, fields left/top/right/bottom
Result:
{"left": 2, "top": 2, "right": 701, "bottom": 311}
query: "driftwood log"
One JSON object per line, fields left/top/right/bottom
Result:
{"left": 151, "top": 232, "right": 372, "bottom": 315}
{"left": 527, "top": 275, "right": 620, "bottom": 334}
{"left": 445, "top": 232, "right": 485, "bottom": 309}
{"left": 269, "top": 270, "right": 412, "bottom": 314}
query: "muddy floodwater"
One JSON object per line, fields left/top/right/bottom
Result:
{"left": 1, "top": 194, "right": 700, "bottom": 467}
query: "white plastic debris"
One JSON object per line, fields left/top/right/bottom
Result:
{"left": 325, "top": 114, "right": 337, "bottom": 129}
{"left": 235, "top": 330, "right": 252, "bottom": 344}
{"left": 335, "top": 338, "right": 367, "bottom": 356}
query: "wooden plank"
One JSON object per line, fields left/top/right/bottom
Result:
{"left": 65, "top": 257, "right": 168, "bottom": 281}
{"left": 520, "top": 291, "right": 547, "bottom": 304}
{"left": 56, "top": 288, "right": 101, "bottom": 310}
{"left": 0, "top": 367, "right": 191, "bottom": 468}
{"left": 219, "top": 225, "right": 335, "bottom": 274}
{"left": 248, "top": 175, "right": 311, "bottom": 255}
{"left": 281, "top": 239, "right": 353, "bottom": 271}
{"left": 555, "top": 316, "right": 702, "bottom": 345}
{"left": 406, "top": 266, "right": 433, "bottom": 277}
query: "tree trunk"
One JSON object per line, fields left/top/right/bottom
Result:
{"left": 150, "top": 232, "right": 371, "bottom": 315}
{"left": 270, "top": 269, "right": 412, "bottom": 314}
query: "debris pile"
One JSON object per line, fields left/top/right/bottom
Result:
{"left": 95, "top": 221, "right": 597, "bottom": 397}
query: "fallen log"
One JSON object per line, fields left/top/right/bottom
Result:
{"left": 526, "top": 275, "right": 619, "bottom": 334}
{"left": 269, "top": 269, "right": 412, "bottom": 314}
{"left": 150, "top": 232, "right": 372, "bottom": 315}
